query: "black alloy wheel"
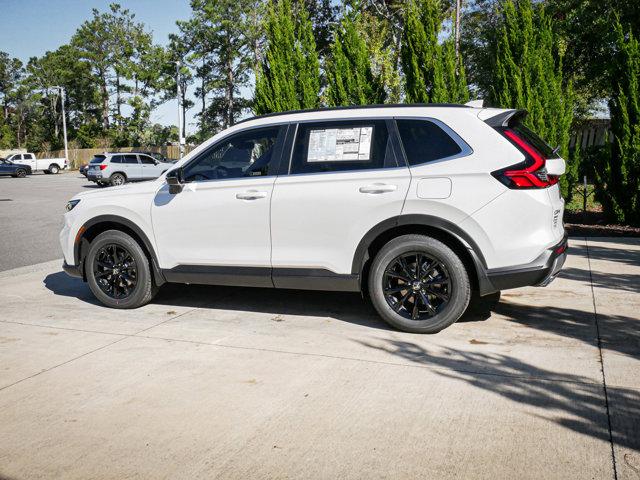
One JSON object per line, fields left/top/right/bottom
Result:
{"left": 382, "top": 252, "right": 451, "bottom": 321}
{"left": 16, "top": 169, "right": 26, "bottom": 178}
{"left": 93, "top": 243, "right": 138, "bottom": 299}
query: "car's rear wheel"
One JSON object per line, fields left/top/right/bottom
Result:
{"left": 110, "top": 173, "right": 126, "bottom": 186}
{"left": 368, "top": 234, "right": 470, "bottom": 333}
{"left": 15, "top": 168, "right": 27, "bottom": 178}
{"left": 85, "top": 230, "right": 157, "bottom": 308}
{"left": 49, "top": 164, "right": 60, "bottom": 174}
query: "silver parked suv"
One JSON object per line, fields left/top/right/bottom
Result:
{"left": 86, "top": 152, "right": 172, "bottom": 186}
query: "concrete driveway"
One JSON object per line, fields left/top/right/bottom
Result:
{"left": 0, "top": 237, "right": 638, "bottom": 479}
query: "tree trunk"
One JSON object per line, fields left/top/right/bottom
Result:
{"left": 100, "top": 70, "right": 110, "bottom": 130}
{"left": 226, "top": 56, "right": 234, "bottom": 127}
{"left": 455, "top": 0, "right": 462, "bottom": 61}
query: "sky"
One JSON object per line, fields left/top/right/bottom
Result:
{"left": 0, "top": 0, "right": 198, "bottom": 133}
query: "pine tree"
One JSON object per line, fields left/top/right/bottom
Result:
{"left": 491, "top": 0, "right": 575, "bottom": 197}
{"left": 597, "top": 21, "right": 640, "bottom": 225}
{"left": 325, "top": 10, "right": 386, "bottom": 107}
{"left": 254, "top": 0, "right": 320, "bottom": 114}
{"left": 400, "top": 0, "right": 468, "bottom": 104}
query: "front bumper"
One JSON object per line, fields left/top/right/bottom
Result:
{"left": 62, "top": 261, "right": 82, "bottom": 278}
{"left": 482, "top": 233, "right": 568, "bottom": 294}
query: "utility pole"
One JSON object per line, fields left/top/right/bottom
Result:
{"left": 50, "top": 86, "right": 69, "bottom": 165}
{"left": 176, "top": 61, "right": 185, "bottom": 159}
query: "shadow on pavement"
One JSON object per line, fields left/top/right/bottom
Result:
{"left": 355, "top": 338, "right": 640, "bottom": 452}
{"left": 43, "top": 270, "right": 494, "bottom": 332}
{"left": 569, "top": 240, "right": 640, "bottom": 268}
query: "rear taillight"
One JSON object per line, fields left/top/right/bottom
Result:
{"left": 99, "top": 165, "right": 107, "bottom": 170}
{"left": 493, "top": 129, "right": 559, "bottom": 189}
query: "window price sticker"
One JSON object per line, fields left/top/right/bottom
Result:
{"left": 308, "top": 126, "right": 373, "bottom": 162}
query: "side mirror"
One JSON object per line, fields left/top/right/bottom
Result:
{"left": 166, "top": 168, "right": 184, "bottom": 194}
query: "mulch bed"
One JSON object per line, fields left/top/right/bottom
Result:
{"left": 564, "top": 211, "right": 640, "bottom": 237}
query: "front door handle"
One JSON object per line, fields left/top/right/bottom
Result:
{"left": 359, "top": 184, "right": 398, "bottom": 194}
{"left": 236, "top": 190, "right": 268, "bottom": 200}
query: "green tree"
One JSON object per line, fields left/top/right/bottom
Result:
{"left": 254, "top": 0, "right": 320, "bottom": 114}
{"left": 401, "top": 0, "right": 467, "bottom": 104}
{"left": 179, "top": 0, "right": 256, "bottom": 133}
{"left": 595, "top": 21, "right": 640, "bottom": 225}
{"left": 491, "top": 0, "right": 575, "bottom": 196}
{"left": 325, "top": 9, "right": 386, "bottom": 106}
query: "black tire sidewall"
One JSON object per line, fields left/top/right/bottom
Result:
{"left": 85, "top": 230, "right": 152, "bottom": 308}
{"left": 110, "top": 174, "right": 125, "bottom": 186}
{"left": 16, "top": 169, "right": 26, "bottom": 178}
{"left": 368, "top": 235, "right": 470, "bottom": 334}
{"left": 50, "top": 165, "right": 59, "bottom": 174}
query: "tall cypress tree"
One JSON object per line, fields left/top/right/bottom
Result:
{"left": 325, "top": 11, "right": 386, "bottom": 107}
{"left": 596, "top": 21, "right": 640, "bottom": 225}
{"left": 491, "top": 0, "right": 575, "bottom": 196}
{"left": 254, "top": 0, "right": 320, "bottom": 114}
{"left": 400, "top": 0, "right": 468, "bottom": 104}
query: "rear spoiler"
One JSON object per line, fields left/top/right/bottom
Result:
{"left": 484, "top": 109, "right": 528, "bottom": 128}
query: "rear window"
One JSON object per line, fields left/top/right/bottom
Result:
{"left": 90, "top": 155, "right": 106, "bottom": 164}
{"left": 511, "top": 124, "right": 558, "bottom": 159}
{"left": 396, "top": 120, "right": 463, "bottom": 166}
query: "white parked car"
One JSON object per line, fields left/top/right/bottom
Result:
{"left": 60, "top": 104, "right": 567, "bottom": 333}
{"left": 6, "top": 152, "right": 68, "bottom": 174}
{"left": 86, "top": 152, "right": 172, "bottom": 186}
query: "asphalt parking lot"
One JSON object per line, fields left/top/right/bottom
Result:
{"left": 0, "top": 174, "right": 639, "bottom": 479}
{"left": 0, "top": 172, "right": 93, "bottom": 272}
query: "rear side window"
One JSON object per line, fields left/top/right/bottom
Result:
{"left": 90, "top": 155, "right": 106, "bottom": 164}
{"left": 110, "top": 155, "right": 123, "bottom": 164}
{"left": 396, "top": 119, "right": 463, "bottom": 166}
{"left": 291, "top": 119, "right": 397, "bottom": 174}
{"left": 510, "top": 123, "right": 558, "bottom": 159}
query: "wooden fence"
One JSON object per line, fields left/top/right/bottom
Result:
{"left": 36, "top": 145, "right": 196, "bottom": 169}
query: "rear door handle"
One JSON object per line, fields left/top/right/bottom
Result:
{"left": 359, "top": 184, "right": 397, "bottom": 194}
{"left": 236, "top": 190, "right": 268, "bottom": 200}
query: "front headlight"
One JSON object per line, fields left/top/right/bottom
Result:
{"left": 65, "top": 199, "right": 80, "bottom": 212}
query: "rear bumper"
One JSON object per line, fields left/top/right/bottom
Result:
{"left": 481, "top": 233, "right": 568, "bottom": 294}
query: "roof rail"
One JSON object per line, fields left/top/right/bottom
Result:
{"left": 236, "top": 103, "right": 470, "bottom": 125}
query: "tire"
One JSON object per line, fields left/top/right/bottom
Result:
{"left": 49, "top": 164, "right": 60, "bottom": 174}
{"left": 110, "top": 173, "right": 126, "bottom": 186}
{"left": 15, "top": 168, "right": 27, "bottom": 178}
{"left": 368, "top": 234, "right": 471, "bottom": 334}
{"left": 85, "top": 230, "right": 158, "bottom": 309}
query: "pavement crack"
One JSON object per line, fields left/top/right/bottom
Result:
{"left": 0, "top": 308, "right": 196, "bottom": 393}
{"left": 585, "top": 237, "right": 618, "bottom": 480}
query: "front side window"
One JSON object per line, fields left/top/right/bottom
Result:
{"left": 396, "top": 119, "right": 463, "bottom": 166}
{"left": 183, "top": 126, "right": 281, "bottom": 182}
{"left": 290, "top": 119, "right": 397, "bottom": 174}
{"left": 139, "top": 155, "right": 155, "bottom": 165}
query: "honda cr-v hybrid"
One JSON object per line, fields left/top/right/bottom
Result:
{"left": 60, "top": 104, "right": 567, "bottom": 333}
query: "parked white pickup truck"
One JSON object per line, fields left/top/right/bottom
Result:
{"left": 5, "top": 152, "right": 68, "bottom": 174}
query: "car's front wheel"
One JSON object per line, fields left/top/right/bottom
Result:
{"left": 85, "top": 230, "right": 157, "bottom": 308}
{"left": 14, "top": 168, "right": 27, "bottom": 178}
{"left": 368, "top": 234, "right": 470, "bottom": 333}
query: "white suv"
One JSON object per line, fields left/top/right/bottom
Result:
{"left": 60, "top": 105, "right": 567, "bottom": 333}
{"left": 86, "top": 152, "right": 172, "bottom": 186}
